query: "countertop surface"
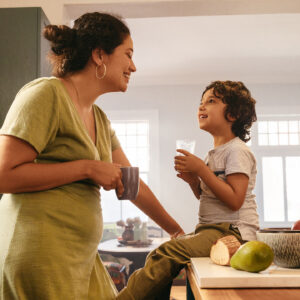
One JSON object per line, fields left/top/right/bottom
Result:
{"left": 190, "top": 257, "right": 300, "bottom": 288}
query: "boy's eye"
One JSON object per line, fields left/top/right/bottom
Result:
{"left": 127, "top": 53, "right": 132, "bottom": 59}
{"left": 200, "top": 98, "right": 215, "bottom": 106}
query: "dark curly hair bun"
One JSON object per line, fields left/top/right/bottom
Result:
{"left": 43, "top": 25, "right": 76, "bottom": 55}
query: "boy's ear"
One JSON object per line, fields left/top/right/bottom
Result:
{"left": 227, "top": 113, "right": 236, "bottom": 122}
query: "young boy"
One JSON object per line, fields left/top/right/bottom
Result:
{"left": 117, "top": 80, "right": 259, "bottom": 300}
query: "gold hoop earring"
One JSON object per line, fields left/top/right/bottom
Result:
{"left": 96, "top": 63, "right": 106, "bottom": 80}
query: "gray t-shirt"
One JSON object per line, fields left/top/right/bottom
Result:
{"left": 198, "top": 137, "right": 259, "bottom": 241}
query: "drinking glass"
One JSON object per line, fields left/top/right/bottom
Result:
{"left": 176, "top": 139, "right": 196, "bottom": 155}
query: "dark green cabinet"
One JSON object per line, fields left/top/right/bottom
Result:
{"left": 0, "top": 7, "right": 51, "bottom": 127}
{"left": 0, "top": 7, "right": 51, "bottom": 200}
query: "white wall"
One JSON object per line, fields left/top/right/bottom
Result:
{"left": 249, "top": 83, "right": 300, "bottom": 114}
{"left": 97, "top": 83, "right": 300, "bottom": 232}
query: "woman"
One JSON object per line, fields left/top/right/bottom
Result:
{"left": 0, "top": 12, "right": 184, "bottom": 300}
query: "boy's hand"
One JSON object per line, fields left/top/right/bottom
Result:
{"left": 174, "top": 149, "right": 203, "bottom": 173}
{"left": 176, "top": 171, "right": 198, "bottom": 185}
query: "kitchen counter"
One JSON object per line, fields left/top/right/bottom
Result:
{"left": 187, "top": 257, "right": 300, "bottom": 300}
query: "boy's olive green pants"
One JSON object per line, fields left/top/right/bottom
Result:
{"left": 117, "top": 223, "right": 243, "bottom": 300}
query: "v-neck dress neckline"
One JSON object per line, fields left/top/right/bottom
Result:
{"left": 57, "top": 78, "right": 98, "bottom": 148}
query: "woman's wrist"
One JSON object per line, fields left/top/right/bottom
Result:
{"left": 170, "top": 228, "right": 185, "bottom": 238}
{"left": 166, "top": 221, "right": 185, "bottom": 236}
{"left": 81, "top": 159, "right": 97, "bottom": 180}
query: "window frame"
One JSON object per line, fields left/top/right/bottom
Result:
{"left": 251, "top": 114, "right": 300, "bottom": 228}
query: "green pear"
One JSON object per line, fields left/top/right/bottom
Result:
{"left": 230, "top": 241, "right": 274, "bottom": 273}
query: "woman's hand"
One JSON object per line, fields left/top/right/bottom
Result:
{"left": 170, "top": 229, "right": 185, "bottom": 239}
{"left": 174, "top": 149, "right": 204, "bottom": 173}
{"left": 88, "top": 161, "right": 124, "bottom": 197}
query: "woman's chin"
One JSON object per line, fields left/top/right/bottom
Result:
{"left": 120, "top": 84, "right": 128, "bottom": 92}
{"left": 109, "top": 84, "right": 127, "bottom": 93}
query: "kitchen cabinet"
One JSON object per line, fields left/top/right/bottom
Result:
{"left": 0, "top": 7, "right": 51, "bottom": 127}
{"left": 0, "top": 7, "right": 51, "bottom": 199}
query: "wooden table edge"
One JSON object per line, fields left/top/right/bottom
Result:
{"left": 186, "top": 263, "right": 300, "bottom": 300}
{"left": 186, "top": 263, "right": 203, "bottom": 300}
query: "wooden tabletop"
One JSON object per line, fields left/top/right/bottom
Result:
{"left": 187, "top": 264, "right": 300, "bottom": 300}
{"left": 98, "top": 237, "right": 169, "bottom": 253}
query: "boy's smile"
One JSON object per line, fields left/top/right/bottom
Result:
{"left": 198, "top": 113, "right": 208, "bottom": 119}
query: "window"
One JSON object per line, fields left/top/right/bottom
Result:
{"left": 112, "top": 121, "right": 149, "bottom": 183}
{"left": 258, "top": 120, "right": 300, "bottom": 146}
{"left": 101, "top": 110, "right": 159, "bottom": 224}
{"left": 251, "top": 115, "right": 300, "bottom": 228}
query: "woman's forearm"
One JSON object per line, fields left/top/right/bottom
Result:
{"left": 0, "top": 135, "right": 97, "bottom": 194}
{"left": 132, "top": 179, "right": 184, "bottom": 236}
{"left": 112, "top": 147, "right": 184, "bottom": 236}
{"left": 0, "top": 160, "right": 91, "bottom": 193}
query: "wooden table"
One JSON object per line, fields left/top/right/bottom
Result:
{"left": 186, "top": 264, "right": 300, "bottom": 300}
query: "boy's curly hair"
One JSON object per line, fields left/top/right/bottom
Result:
{"left": 202, "top": 81, "right": 257, "bottom": 142}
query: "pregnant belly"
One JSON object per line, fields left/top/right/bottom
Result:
{"left": 0, "top": 187, "right": 103, "bottom": 300}
{"left": 7, "top": 185, "right": 103, "bottom": 248}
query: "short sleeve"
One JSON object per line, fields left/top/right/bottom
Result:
{"left": 0, "top": 79, "right": 59, "bottom": 153}
{"left": 110, "top": 125, "right": 120, "bottom": 151}
{"left": 225, "top": 146, "right": 255, "bottom": 178}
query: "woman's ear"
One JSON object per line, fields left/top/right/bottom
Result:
{"left": 91, "top": 48, "right": 105, "bottom": 65}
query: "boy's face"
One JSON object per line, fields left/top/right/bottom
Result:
{"left": 198, "top": 88, "right": 232, "bottom": 135}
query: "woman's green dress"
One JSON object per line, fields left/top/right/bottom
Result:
{"left": 0, "top": 77, "right": 119, "bottom": 299}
